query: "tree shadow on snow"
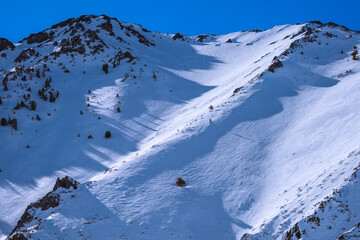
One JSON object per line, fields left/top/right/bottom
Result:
{"left": 110, "top": 61, "right": 339, "bottom": 234}
{"left": 0, "top": 43, "right": 219, "bottom": 190}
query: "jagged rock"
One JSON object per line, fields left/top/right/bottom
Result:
{"left": 248, "top": 29, "right": 263, "bottom": 33}
{"left": 98, "top": 14, "right": 154, "bottom": 46}
{"left": 232, "top": 86, "right": 245, "bottom": 95}
{"left": 24, "top": 31, "right": 53, "bottom": 44}
{"left": 14, "top": 48, "right": 36, "bottom": 63}
{"left": 285, "top": 223, "right": 302, "bottom": 240}
{"left": 7, "top": 233, "right": 27, "bottom": 240}
{"left": 7, "top": 176, "right": 79, "bottom": 239}
{"left": 323, "top": 32, "right": 337, "bottom": 38}
{"left": 57, "top": 36, "right": 86, "bottom": 54}
{"left": 110, "top": 50, "right": 135, "bottom": 67}
{"left": 123, "top": 24, "right": 154, "bottom": 46}
{"left": 338, "top": 223, "right": 360, "bottom": 239}
{"left": 322, "top": 22, "right": 350, "bottom": 32}
{"left": 3, "top": 16, "right": 360, "bottom": 240}
{"left": 309, "top": 20, "right": 322, "bottom": 25}
{"left": 7, "top": 194, "right": 59, "bottom": 238}
{"left": 51, "top": 15, "right": 94, "bottom": 29}
{"left": 98, "top": 18, "right": 115, "bottom": 36}
{"left": 173, "top": 33, "right": 184, "bottom": 40}
{"left": 0, "top": 38, "right": 15, "bottom": 52}
{"left": 197, "top": 35, "right": 208, "bottom": 42}
{"left": 268, "top": 59, "right": 283, "bottom": 73}
{"left": 83, "top": 29, "right": 108, "bottom": 54}
{"left": 53, "top": 176, "right": 79, "bottom": 191}
{"left": 84, "top": 29, "right": 103, "bottom": 44}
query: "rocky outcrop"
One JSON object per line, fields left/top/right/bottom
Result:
{"left": 110, "top": 50, "right": 135, "bottom": 67}
{"left": 53, "top": 176, "right": 79, "bottom": 191}
{"left": 0, "top": 38, "right": 15, "bottom": 52}
{"left": 7, "top": 176, "right": 79, "bottom": 240}
{"left": 268, "top": 58, "right": 283, "bottom": 73}
{"left": 173, "top": 33, "right": 184, "bottom": 40}
{"left": 57, "top": 36, "right": 86, "bottom": 54}
{"left": 338, "top": 223, "right": 360, "bottom": 239}
{"left": 24, "top": 31, "right": 54, "bottom": 44}
{"left": 14, "top": 48, "right": 37, "bottom": 63}
{"left": 51, "top": 14, "right": 96, "bottom": 30}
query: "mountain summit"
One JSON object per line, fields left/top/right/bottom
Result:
{"left": 1, "top": 15, "right": 360, "bottom": 240}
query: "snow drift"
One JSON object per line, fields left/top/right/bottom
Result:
{"left": 1, "top": 16, "right": 360, "bottom": 239}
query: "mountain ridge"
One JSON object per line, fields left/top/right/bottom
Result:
{"left": 1, "top": 15, "right": 360, "bottom": 239}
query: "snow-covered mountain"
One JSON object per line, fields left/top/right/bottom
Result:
{"left": 1, "top": 15, "right": 360, "bottom": 239}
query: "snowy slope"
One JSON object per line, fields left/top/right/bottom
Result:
{"left": 1, "top": 16, "right": 360, "bottom": 239}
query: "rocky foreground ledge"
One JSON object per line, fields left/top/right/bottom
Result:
{"left": 7, "top": 176, "right": 79, "bottom": 240}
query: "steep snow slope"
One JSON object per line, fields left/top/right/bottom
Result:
{"left": 1, "top": 16, "right": 360, "bottom": 239}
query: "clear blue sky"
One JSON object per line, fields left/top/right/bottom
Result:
{"left": 1, "top": 0, "right": 359, "bottom": 43}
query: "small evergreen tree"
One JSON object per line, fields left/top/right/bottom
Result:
{"left": 176, "top": 177, "right": 186, "bottom": 187}
{"left": 3, "top": 77, "right": 8, "bottom": 91}
{"left": 8, "top": 118, "right": 17, "bottom": 130}
{"left": 28, "top": 101, "right": 37, "bottom": 111}
{"left": 102, "top": 63, "right": 109, "bottom": 74}
{"left": 0, "top": 118, "right": 7, "bottom": 126}
{"left": 36, "top": 68, "right": 41, "bottom": 78}
{"left": 45, "top": 77, "right": 52, "bottom": 88}
{"left": 105, "top": 131, "right": 111, "bottom": 138}
{"left": 351, "top": 49, "right": 359, "bottom": 60}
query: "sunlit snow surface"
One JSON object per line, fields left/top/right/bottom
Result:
{"left": 1, "top": 17, "right": 360, "bottom": 239}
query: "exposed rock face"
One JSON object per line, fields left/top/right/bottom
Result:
{"left": 14, "top": 14, "right": 154, "bottom": 63}
{"left": 284, "top": 223, "right": 302, "bottom": 240}
{"left": 110, "top": 50, "right": 135, "bottom": 67}
{"left": 56, "top": 36, "right": 86, "bottom": 54}
{"left": 197, "top": 35, "right": 208, "bottom": 42}
{"left": 7, "top": 176, "right": 79, "bottom": 240}
{"left": 338, "top": 223, "right": 360, "bottom": 239}
{"left": 173, "top": 33, "right": 184, "bottom": 40}
{"left": 24, "top": 31, "right": 53, "bottom": 44}
{"left": 50, "top": 14, "right": 95, "bottom": 29}
{"left": 14, "top": 48, "right": 37, "bottom": 63}
{"left": 0, "top": 38, "right": 15, "bottom": 52}
{"left": 268, "top": 58, "right": 283, "bottom": 73}
{"left": 97, "top": 16, "right": 115, "bottom": 36}
{"left": 53, "top": 176, "right": 79, "bottom": 191}
{"left": 3, "top": 17, "right": 360, "bottom": 240}
{"left": 7, "top": 233, "right": 27, "bottom": 240}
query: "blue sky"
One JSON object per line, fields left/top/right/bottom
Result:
{"left": 1, "top": 0, "right": 359, "bottom": 43}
